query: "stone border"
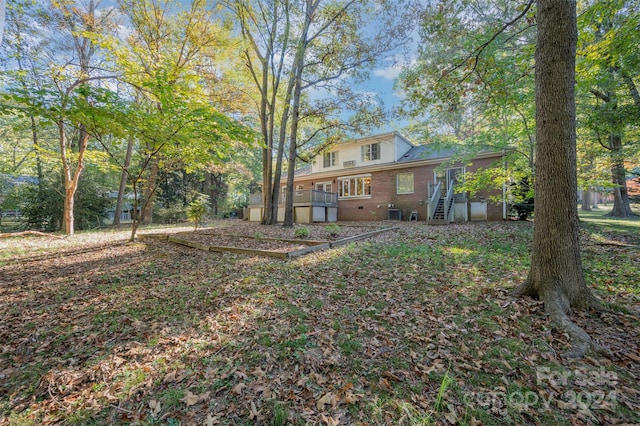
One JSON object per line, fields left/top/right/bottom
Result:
{"left": 140, "top": 226, "right": 399, "bottom": 258}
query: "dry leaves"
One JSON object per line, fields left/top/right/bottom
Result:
{"left": 0, "top": 220, "right": 638, "bottom": 424}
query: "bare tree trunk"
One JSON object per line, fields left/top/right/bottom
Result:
{"left": 607, "top": 134, "right": 635, "bottom": 217}
{"left": 141, "top": 155, "right": 159, "bottom": 225}
{"left": 113, "top": 134, "right": 134, "bottom": 226}
{"left": 59, "top": 122, "right": 90, "bottom": 235}
{"left": 516, "top": 0, "right": 606, "bottom": 359}
{"left": 581, "top": 188, "right": 591, "bottom": 211}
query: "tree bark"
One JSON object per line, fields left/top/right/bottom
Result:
{"left": 59, "top": 121, "right": 89, "bottom": 235}
{"left": 141, "top": 155, "right": 159, "bottom": 225}
{"left": 516, "top": 0, "right": 606, "bottom": 359}
{"left": 113, "top": 133, "right": 134, "bottom": 226}
{"left": 581, "top": 188, "right": 591, "bottom": 211}
{"left": 284, "top": 0, "right": 313, "bottom": 228}
{"left": 607, "top": 133, "right": 635, "bottom": 217}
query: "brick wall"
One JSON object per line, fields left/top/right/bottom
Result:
{"left": 291, "top": 154, "right": 505, "bottom": 222}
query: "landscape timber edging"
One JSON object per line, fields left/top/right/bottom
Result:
{"left": 167, "top": 235, "right": 330, "bottom": 259}
{"left": 140, "top": 225, "right": 398, "bottom": 258}
{"left": 330, "top": 226, "right": 399, "bottom": 247}
{"left": 192, "top": 232, "right": 328, "bottom": 246}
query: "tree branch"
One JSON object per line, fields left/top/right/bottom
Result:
{"left": 439, "top": 0, "right": 535, "bottom": 85}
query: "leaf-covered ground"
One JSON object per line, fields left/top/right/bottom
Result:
{"left": 1, "top": 215, "right": 639, "bottom": 425}
{"left": 162, "top": 223, "right": 392, "bottom": 254}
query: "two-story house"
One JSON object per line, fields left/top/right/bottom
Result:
{"left": 248, "top": 131, "right": 506, "bottom": 223}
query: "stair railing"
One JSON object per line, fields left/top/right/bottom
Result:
{"left": 443, "top": 180, "right": 455, "bottom": 222}
{"left": 427, "top": 181, "right": 442, "bottom": 220}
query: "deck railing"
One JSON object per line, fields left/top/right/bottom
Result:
{"left": 248, "top": 189, "right": 337, "bottom": 207}
{"left": 443, "top": 179, "right": 455, "bottom": 222}
{"left": 427, "top": 181, "right": 442, "bottom": 220}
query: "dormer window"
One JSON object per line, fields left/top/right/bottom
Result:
{"left": 361, "top": 142, "right": 380, "bottom": 162}
{"left": 323, "top": 151, "right": 337, "bottom": 168}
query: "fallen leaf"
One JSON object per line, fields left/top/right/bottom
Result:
{"left": 203, "top": 413, "right": 218, "bottom": 426}
{"left": 320, "top": 413, "right": 340, "bottom": 426}
{"left": 249, "top": 400, "right": 259, "bottom": 419}
{"left": 163, "top": 371, "right": 176, "bottom": 383}
{"left": 296, "top": 375, "right": 309, "bottom": 387}
{"left": 149, "top": 399, "right": 161, "bottom": 416}
{"left": 316, "top": 392, "right": 334, "bottom": 410}
{"left": 182, "top": 390, "right": 200, "bottom": 406}
{"left": 232, "top": 382, "right": 246, "bottom": 395}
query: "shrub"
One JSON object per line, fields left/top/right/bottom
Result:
{"left": 187, "top": 193, "right": 210, "bottom": 230}
{"left": 324, "top": 223, "right": 341, "bottom": 237}
{"left": 154, "top": 203, "right": 187, "bottom": 224}
{"left": 19, "top": 173, "right": 110, "bottom": 231}
{"left": 294, "top": 227, "right": 310, "bottom": 238}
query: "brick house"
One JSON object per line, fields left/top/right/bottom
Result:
{"left": 248, "top": 132, "right": 506, "bottom": 223}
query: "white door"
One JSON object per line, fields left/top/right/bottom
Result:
{"left": 315, "top": 182, "right": 333, "bottom": 203}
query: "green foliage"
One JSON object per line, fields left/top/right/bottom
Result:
{"left": 154, "top": 203, "right": 187, "bottom": 225}
{"left": 186, "top": 193, "right": 210, "bottom": 230}
{"left": 400, "top": 0, "right": 538, "bottom": 202}
{"left": 16, "top": 173, "right": 111, "bottom": 232}
{"left": 271, "top": 402, "right": 289, "bottom": 426}
{"left": 294, "top": 227, "right": 310, "bottom": 239}
{"left": 324, "top": 223, "right": 341, "bottom": 236}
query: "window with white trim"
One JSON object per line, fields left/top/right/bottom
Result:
{"left": 397, "top": 172, "right": 414, "bottom": 194}
{"left": 338, "top": 176, "right": 371, "bottom": 198}
{"left": 361, "top": 143, "right": 380, "bottom": 162}
{"left": 323, "top": 151, "right": 337, "bottom": 168}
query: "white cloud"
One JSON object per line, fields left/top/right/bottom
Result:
{"left": 373, "top": 65, "right": 403, "bottom": 80}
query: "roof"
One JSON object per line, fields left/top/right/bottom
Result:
{"left": 334, "top": 131, "right": 414, "bottom": 148}
{"left": 396, "top": 145, "right": 457, "bottom": 163}
{"left": 294, "top": 164, "right": 313, "bottom": 177}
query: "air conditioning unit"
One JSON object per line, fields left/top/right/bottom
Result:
{"left": 343, "top": 160, "right": 356, "bottom": 167}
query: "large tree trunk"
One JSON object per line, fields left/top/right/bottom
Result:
{"left": 59, "top": 121, "right": 89, "bottom": 235}
{"left": 607, "top": 134, "right": 635, "bottom": 217}
{"left": 113, "top": 134, "right": 134, "bottom": 226}
{"left": 581, "top": 188, "right": 591, "bottom": 211}
{"left": 516, "top": 0, "right": 605, "bottom": 359}
{"left": 141, "top": 155, "right": 159, "bottom": 225}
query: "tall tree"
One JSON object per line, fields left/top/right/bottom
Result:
{"left": 399, "top": 0, "right": 538, "bottom": 206}
{"left": 1, "top": 0, "right": 117, "bottom": 235}
{"left": 229, "top": 0, "right": 412, "bottom": 226}
{"left": 90, "top": 0, "right": 247, "bottom": 234}
{"left": 516, "top": 0, "right": 605, "bottom": 358}
{"left": 576, "top": 0, "right": 639, "bottom": 217}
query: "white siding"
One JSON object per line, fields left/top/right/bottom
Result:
{"left": 311, "top": 132, "right": 413, "bottom": 174}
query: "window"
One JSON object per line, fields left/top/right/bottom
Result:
{"left": 434, "top": 167, "right": 464, "bottom": 189}
{"left": 315, "top": 182, "right": 332, "bottom": 192}
{"left": 338, "top": 175, "right": 371, "bottom": 198}
{"left": 447, "top": 167, "right": 464, "bottom": 185}
{"left": 361, "top": 143, "right": 380, "bottom": 162}
{"left": 323, "top": 151, "right": 337, "bottom": 168}
{"left": 397, "top": 172, "right": 414, "bottom": 194}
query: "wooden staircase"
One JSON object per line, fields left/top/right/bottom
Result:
{"left": 428, "top": 197, "right": 454, "bottom": 224}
